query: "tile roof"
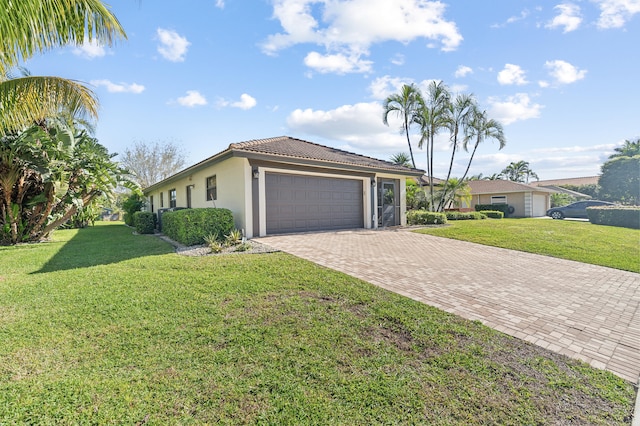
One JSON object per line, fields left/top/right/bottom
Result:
{"left": 530, "top": 176, "right": 599, "bottom": 187}
{"left": 230, "top": 136, "right": 424, "bottom": 174}
{"left": 467, "top": 180, "right": 556, "bottom": 194}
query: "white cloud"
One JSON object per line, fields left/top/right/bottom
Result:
{"left": 215, "top": 0, "right": 225, "bottom": 8}
{"left": 73, "top": 40, "right": 107, "bottom": 58}
{"left": 156, "top": 28, "right": 191, "bottom": 62}
{"left": 546, "top": 3, "right": 582, "bottom": 32}
{"left": 304, "top": 51, "right": 373, "bottom": 74}
{"left": 90, "top": 79, "right": 145, "bottom": 94}
{"left": 491, "top": 9, "right": 530, "bottom": 28}
{"left": 232, "top": 93, "right": 257, "bottom": 110}
{"left": 177, "top": 90, "right": 207, "bottom": 107}
{"left": 488, "top": 93, "right": 543, "bottom": 125}
{"left": 454, "top": 65, "right": 473, "bottom": 78}
{"left": 593, "top": 0, "right": 640, "bottom": 29}
{"left": 544, "top": 59, "right": 587, "bottom": 84}
{"left": 368, "top": 76, "right": 414, "bottom": 100}
{"left": 262, "top": 0, "right": 462, "bottom": 74}
{"left": 497, "top": 64, "right": 528, "bottom": 85}
{"left": 391, "top": 54, "right": 405, "bottom": 66}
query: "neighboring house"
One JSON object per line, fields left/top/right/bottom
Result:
{"left": 143, "top": 136, "right": 424, "bottom": 237}
{"left": 465, "top": 180, "right": 555, "bottom": 217}
{"left": 529, "top": 176, "right": 598, "bottom": 199}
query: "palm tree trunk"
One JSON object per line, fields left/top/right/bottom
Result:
{"left": 459, "top": 138, "right": 480, "bottom": 183}
{"left": 405, "top": 117, "right": 416, "bottom": 169}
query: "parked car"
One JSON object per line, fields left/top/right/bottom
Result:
{"left": 546, "top": 200, "right": 614, "bottom": 219}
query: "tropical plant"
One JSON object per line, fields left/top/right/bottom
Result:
{"left": 0, "top": 0, "right": 126, "bottom": 134}
{"left": 0, "top": 121, "right": 134, "bottom": 244}
{"left": 122, "top": 193, "right": 145, "bottom": 226}
{"left": 406, "top": 179, "right": 428, "bottom": 210}
{"left": 434, "top": 177, "right": 471, "bottom": 210}
{"left": 610, "top": 138, "right": 640, "bottom": 158}
{"left": 389, "top": 152, "right": 412, "bottom": 168}
{"left": 225, "top": 228, "right": 243, "bottom": 246}
{"left": 460, "top": 109, "right": 506, "bottom": 183}
{"left": 417, "top": 80, "right": 451, "bottom": 210}
{"left": 550, "top": 193, "right": 574, "bottom": 208}
{"left": 437, "top": 93, "right": 476, "bottom": 211}
{"left": 382, "top": 83, "right": 423, "bottom": 168}
{"left": 501, "top": 161, "right": 539, "bottom": 183}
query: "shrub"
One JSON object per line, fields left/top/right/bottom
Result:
{"left": 478, "top": 210, "right": 504, "bottom": 219}
{"left": 162, "top": 208, "right": 234, "bottom": 246}
{"left": 587, "top": 205, "right": 640, "bottom": 229}
{"left": 133, "top": 211, "right": 156, "bottom": 234}
{"left": 225, "top": 229, "right": 243, "bottom": 246}
{"left": 475, "top": 203, "right": 511, "bottom": 217}
{"left": 122, "top": 193, "right": 145, "bottom": 226}
{"left": 407, "top": 210, "right": 447, "bottom": 225}
{"left": 445, "top": 211, "right": 487, "bottom": 220}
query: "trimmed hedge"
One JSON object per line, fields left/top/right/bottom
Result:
{"left": 478, "top": 210, "right": 504, "bottom": 219}
{"left": 445, "top": 211, "right": 487, "bottom": 220}
{"left": 587, "top": 206, "right": 640, "bottom": 229}
{"left": 475, "top": 203, "right": 511, "bottom": 218}
{"left": 133, "top": 211, "right": 157, "bottom": 234}
{"left": 162, "top": 208, "right": 234, "bottom": 246}
{"left": 407, "top": 210, "right": 447, "bottom": 225}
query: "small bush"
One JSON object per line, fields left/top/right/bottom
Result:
{"left": 477, "top": 210, "right": 504, "bottom": 219}
{"left": 446, "top": 211, "right": 487, "bottom": 220}
{"left": 407, "top": 210, "right": 447, "bottom": 225}
{"left": 225, "top": 229, "right": 243, "bottom": 246}
{"left": 162, "top": 208, "right": 234, "bottom": 246}
{"left": 133, "top": 211, "right": 156, "bottom": 234}
{"left": 122, "top": 193, "right": 145, "bottom": 226}
{"left": 587, "top": 205, "right": 640, "bottom": 229}
{"left": 234, "top": 242, "right": 252, "bottom": 252}
{"left": 475, "top": 203, "right": 511, "bottom": 218}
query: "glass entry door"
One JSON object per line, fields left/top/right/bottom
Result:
{"left": 378, "top": 181, "right": 397, "bottom": 227}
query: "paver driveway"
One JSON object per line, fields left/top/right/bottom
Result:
{"left": 256, "top": 228, "right": 640, "bottom": 383}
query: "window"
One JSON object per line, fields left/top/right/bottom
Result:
{"left": 206, "top": 175, "right": 217, "bottom": 201}
{"left": 491, "top": 195, "right": 507, "bottom": 204}
{"left": 160, "top": 192, "right": 164, "bottom": 208}
{"left": 169, "top": 188, "right": 176, "bottom": 208}
{"left": 150, "top": 195, "right": 154, "bottom": 212}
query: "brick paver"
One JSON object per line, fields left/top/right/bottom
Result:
{"left": 256, "top": 229, "right": 640, "bottom": 383}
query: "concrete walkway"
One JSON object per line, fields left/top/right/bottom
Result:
{"left": 255, "top": 228, "right": 640, "bottom": 384}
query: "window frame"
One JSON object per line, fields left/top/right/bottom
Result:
{"left": 169, "top": 188, "right": 177, "bottom": 208}
{"left": 490, "top": 195, "right": 507, "bottom": 204}
{"left": 206, "top": 175, "right": 217, "bottom": 201}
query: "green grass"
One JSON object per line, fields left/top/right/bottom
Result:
{"left": 415, "top": 218, "right": 640, "bottom": 273}
{"left": 0, "top": 223, "right": 635, "bottom": 424}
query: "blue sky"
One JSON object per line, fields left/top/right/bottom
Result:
{"left": 25, "top": 0, "right": 639, "bottom": 180}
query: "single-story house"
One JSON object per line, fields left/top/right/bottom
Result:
{"left": 464, "top": 180, "right": 556, "bottom": 217}
{"left": 143, "top": 136, "right": 424, "bottom": 237}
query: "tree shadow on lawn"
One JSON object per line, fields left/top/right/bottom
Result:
{"left": 33, "top": 223, "right": 174, "bottom": 274}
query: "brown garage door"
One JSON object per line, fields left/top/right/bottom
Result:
{"left": 265, "top": 172, "right": 364, "bottom": 234}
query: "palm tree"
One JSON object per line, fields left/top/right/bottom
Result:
{"left": 389, "top": 152, "right": 412, "bottom": 168}
{"left": 0, "top": 0, "right": 126, "bottom": 133}
{"left": 435, "top": 177, "right": 471, "bottom": 210}
{"left": 382, "top": 84, "right": 423, "bottom": 169}
{"left": 459, "top": 108, "right": 506, "bottom": 183}
{"left": 501, "top": 161, "right": 539, "bottom": 183}
{"left": 437, "top": 93, "right": 476, "bottom": 211}
{"left": 416, "top": 80, "right": 451, "bottom": 210}
{"left": 610, "top": 138, "right": 640, "bottom": 158}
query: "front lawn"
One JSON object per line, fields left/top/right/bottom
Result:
{"left": 415, "top": 218, "right": 640, "bottom": 273}
{"left": 0, "top": 223, "right": 635, "bottom": 424}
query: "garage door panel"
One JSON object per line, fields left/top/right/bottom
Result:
{"left": 266, "top": 172, "right": 364, "bottom": 234}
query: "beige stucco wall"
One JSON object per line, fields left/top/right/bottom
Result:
{"left": 146, "top": 156, "right": 251, "bottom": 233}
{"left": 470, "top": 192, "right": 550, "bottom": 217}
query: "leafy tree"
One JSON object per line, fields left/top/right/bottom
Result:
{"left": 435, "top": 178, "right": 471, "bottom": 209}
{"left": 501, "top": 161, "right": 539, "bottom": 183}
{"left": 559, "top": 184, "right": 598, "bottom": 198}
{"left": 598, "top": 155, "right": 640, "bottom": 205}
{"left": 0, "top": 0, "right": 126, "bottom": 134}
{"left": 382, "top": 83, "right": 423, "bottom": 169}
{"left": 119, "top": 140, "right": 187, "bottom": 189}
{"left": 389, "top": 152, "right": 413, "bottom": 168}
{"left": 122, "top": 193, "right": 145, "bottom": 226}
{"left": 417, "top": 80, "right": 451, "bottom": 210}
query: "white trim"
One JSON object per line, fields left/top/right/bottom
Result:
{"left": 243, "top": 161, "right": 253, "bottom": 238}
{"left": 257, "top": 167, "right": 371, "bottom": 237}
